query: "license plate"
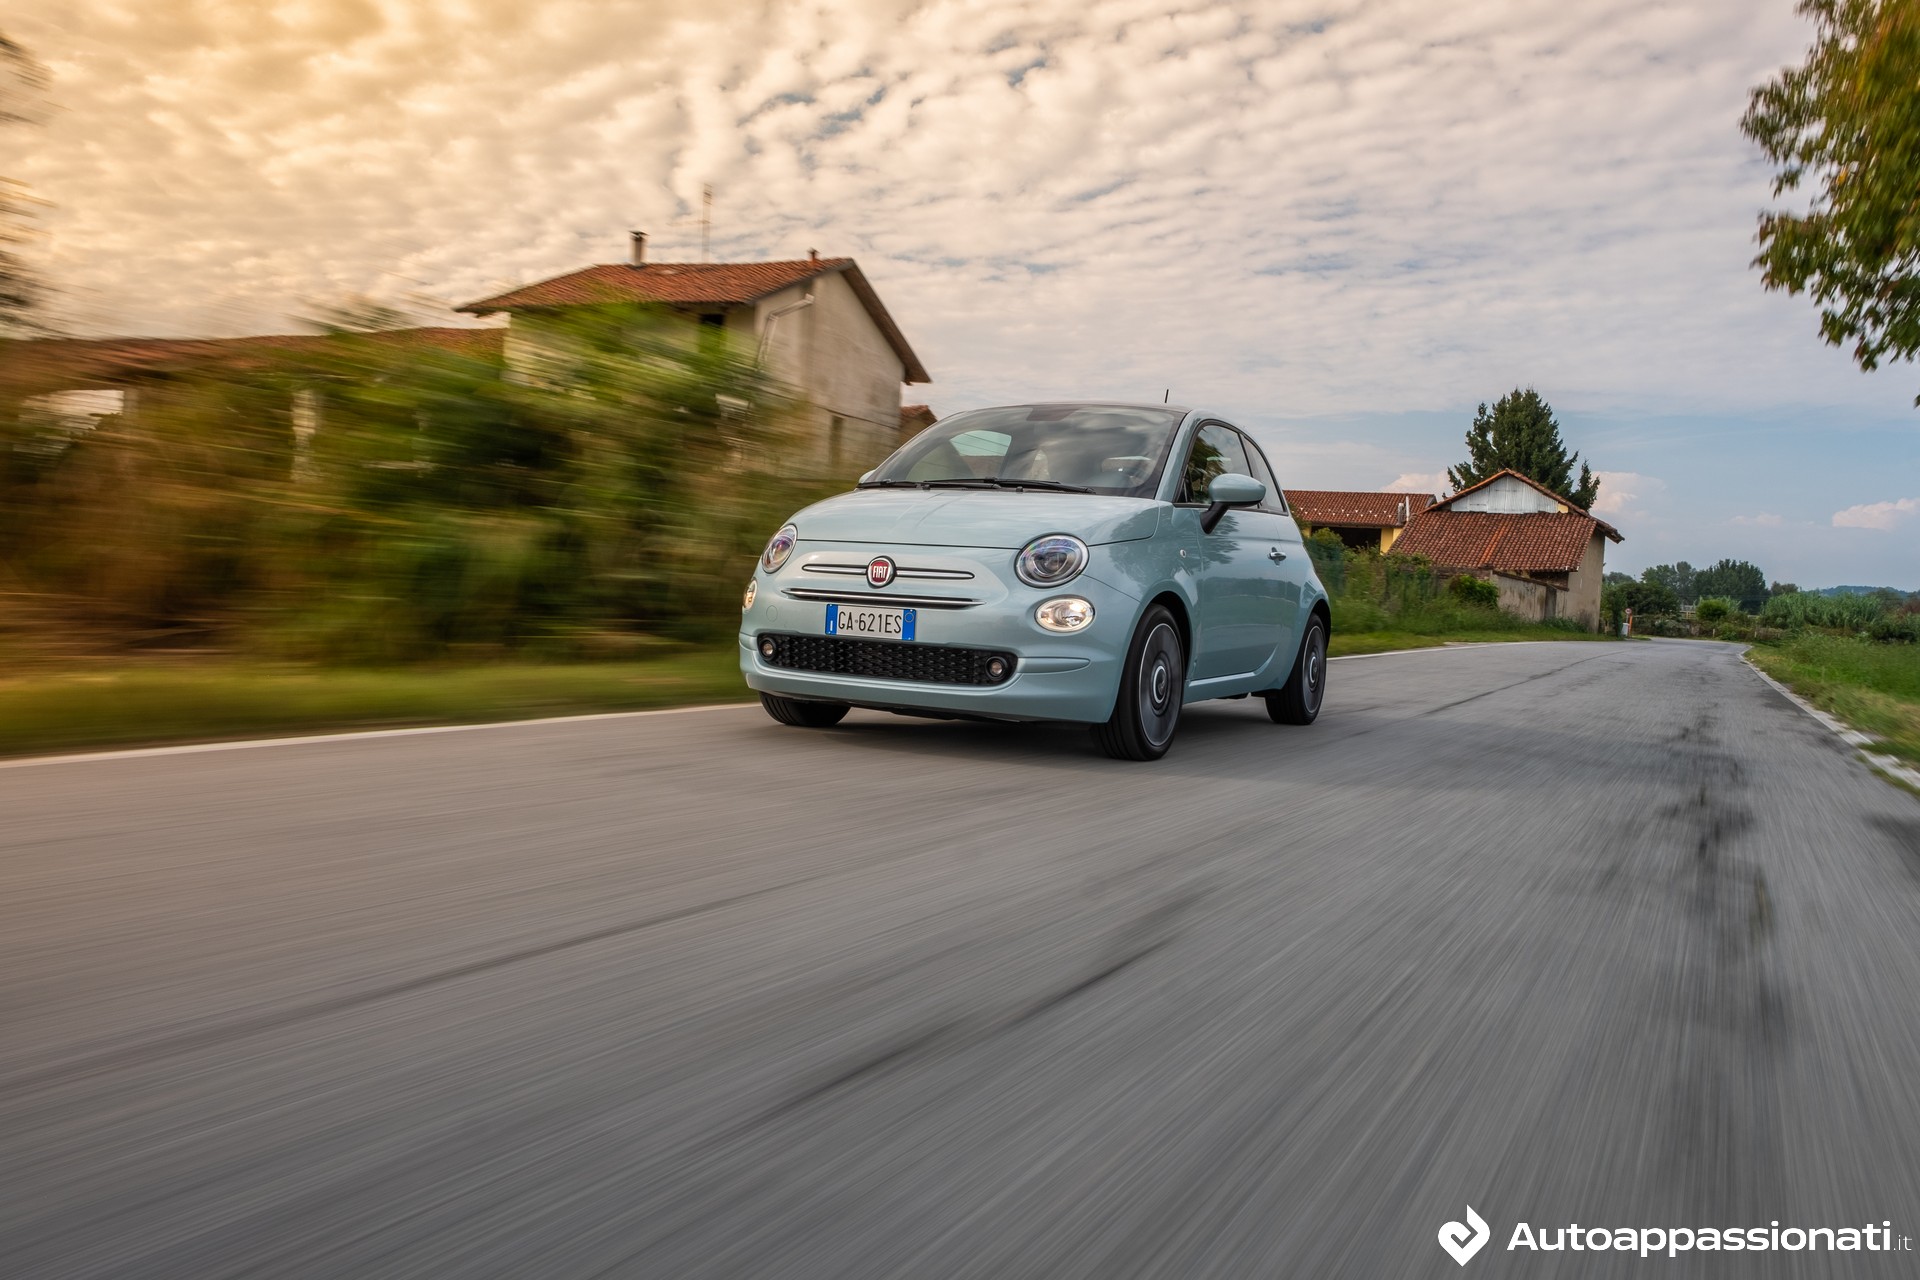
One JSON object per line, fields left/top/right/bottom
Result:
{"left": 825, "top": 604, "right": 916, "bottom": 641}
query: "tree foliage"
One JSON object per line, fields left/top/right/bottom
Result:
{"left": 0, "top": 30, "right": 47, "bottom": 333}
{"left": 1640, "top": 561, "right": 1697, "bottom": 603}
{"left": 0, "top": 307, "right": 834, "bottom": 657}
{"left": 1742, "top": 0, "right": 1920, "bottom": 400}
{"left": 1447, "top": 388, "right": 1599, "bottom": 509}
{"left": 1692, "top": 558, "right": 1770, "bottom": 612}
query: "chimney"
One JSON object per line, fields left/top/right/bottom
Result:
{"left": 630, "top": 231, "right": 647, "bottom": 266}
{"left": 809, "top": 248, "right": 819, "bottom": 263}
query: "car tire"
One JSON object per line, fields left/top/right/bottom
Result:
{"left": 1093, "top": 604, "right": 1185, "bottom": 760}
{"left": 1265, "top": 615, "right": 1327, "bottom": 725}
{"left": 760, "top": 693, "right": 851, "bottom": 728}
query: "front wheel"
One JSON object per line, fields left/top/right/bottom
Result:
{"left": 760, "top": 693, "right": 850, "bottom": 728}
{"left": 1093, "top": 605, "right": 1185, "bottom": 760}
{"left": 1265, "top": 616, "right": 1326, "bottom": 725}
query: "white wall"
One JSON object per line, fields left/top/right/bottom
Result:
{"left": 1446, "top": 475, "right": 1565, "bottom": 514}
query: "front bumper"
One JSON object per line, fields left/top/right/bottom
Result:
{"left": 739, "top": 555, "right": 1139, "bottom": 724}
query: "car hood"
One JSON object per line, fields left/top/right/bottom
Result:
{"left": 790, "top": 489, "right": 1163, "bottom": 548}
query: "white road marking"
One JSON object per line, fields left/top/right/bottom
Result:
{"left": 0, "top": 702, "right": 759, "bottom": 771}
{"left": 1743, "top": 653, "right": 1920, "bottom": 792}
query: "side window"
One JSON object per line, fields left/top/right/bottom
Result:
{"left": 1178, "top": 423, "right": 1251, "bottom": 503}
{"left": 1239, "top": 435, "right": 1289, "bottom": 514}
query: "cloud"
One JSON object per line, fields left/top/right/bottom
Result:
{"left": 7, "top": 0, "right": 1896, "bottom": 422}
{"left": 1831, "top": 497, "right": 1920, "bottom": 531}
{"left": 1730, "top": 511, "right": 1784, "bottom": 527}
{"left": 1386, "top": 471, "right": 1449, "bottom": 495}
{"left": 1590, "top": 470, "right": 1663, "bottom": 516}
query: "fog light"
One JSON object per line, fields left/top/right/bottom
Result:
{"left": 742, "top": 579, "right": 757, "bottom": 610}
{"left": 1034, "top": 596, "right": 1095, "bottom": 632}
{"left": 985, "top": 656, "right": 1009, "bottom": 682}
{"left": 759, "top": 637, "right": 777, "bottom": 660}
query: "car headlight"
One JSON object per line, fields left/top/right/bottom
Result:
{"left": 1015, "top": 534, "right": 1088, "bottom": 588}
{"left": 742, "top": 579, "right": 757, "bottom": 610}
{"left": 1035, "top": 597, "right": 1095, "bottom": 632}
{"left": 761, "top": 523, "right": 798, "bottom": 573}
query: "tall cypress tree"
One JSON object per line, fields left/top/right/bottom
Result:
{"left": 1447, "top": 387, "right": 1599, "bottom": 509}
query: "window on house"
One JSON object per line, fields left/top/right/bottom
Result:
{"left": 699, "top": 313, "right": 725, "bottom": 327}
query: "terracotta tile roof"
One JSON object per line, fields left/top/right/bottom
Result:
{"left": 901, "top": 404, "right": 936, "bottom": 430}
{"left": 1390, "top": 510, "right": 1606, "bottom": 573}
{"left": 1287, "top": 489, "right": 1434, "bottom": 528}
{"left": 2, "top": 327, "right": 505, "bottom": 393}
{"left": 458, "top": 258, "right": 930, "bottom": 383}
{"left": 459, "top": 260, "right": 853, "bottom": 313}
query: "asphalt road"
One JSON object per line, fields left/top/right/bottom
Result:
{"left": 4, "top": 639, "right": 1919, "bottom": 1278}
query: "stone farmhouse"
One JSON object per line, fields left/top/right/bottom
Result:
{"left": 1390, "top": 470, "right": 1622, "bottom": 628}
{"left": 3, "top": 234, "right": 933, "bottom": 476}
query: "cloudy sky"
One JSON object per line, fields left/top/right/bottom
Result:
{"left": 9, "top": 0, "right": 1918, "bottom": 586}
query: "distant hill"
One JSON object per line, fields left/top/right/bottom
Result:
{"left": 1814, "top": 584, "right": 1917, "bottom": 598}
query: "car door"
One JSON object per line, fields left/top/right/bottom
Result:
{"left": 1176, "top": 422, "right": 1287, "bottom": 683}
{"left": 1238, "top": 433, "right": 1310, "bottom": 680}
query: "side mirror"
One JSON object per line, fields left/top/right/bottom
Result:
{"left": 1202, "top": 472, "right": 1266, "bottom": 532}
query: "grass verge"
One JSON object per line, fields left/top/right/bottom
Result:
{"left": 0, "top": 647, "right": 752, "bottom": 759}
{"left": 1747, "top": 633, "right": 1920, "bottom": 765}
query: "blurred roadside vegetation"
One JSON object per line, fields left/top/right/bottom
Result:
{"left": 1301, "top": 529, "right": 1609, "bottom": 653}
{"left": 1745, "top": 591, "right": 1920, "bottom": 767}
{"left": 0, "top": 306, "right": 837, "bottom": 665}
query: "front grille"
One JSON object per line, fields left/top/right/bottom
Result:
{"left": 758, "top": 633, "right": 1015, "bottom": 685}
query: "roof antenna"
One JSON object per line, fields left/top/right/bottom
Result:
{"left": 1163, "top": 388, "right": 1170, "bottom": 403}
{"left": 701, "top": 184, "right": 712, "bottom": 262}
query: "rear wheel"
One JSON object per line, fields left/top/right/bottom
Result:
{"left": 760, "top": 693, "right": 850, "bottom": 728}
{"left": 1265, "top": 615, "right": 1327, "bottom": 725}
{"left": 1093, "top": 605, "right": 1185, "bottom": 760}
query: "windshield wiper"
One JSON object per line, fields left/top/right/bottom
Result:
{"left": 919, "top": 477, "right": 1095, "bottom": 494}
{"left": 855, "top": 479, "right": 931, "bottom": 489}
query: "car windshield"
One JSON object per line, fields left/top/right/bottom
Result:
{"left": 863, "top": 404, "right": 1185, "bottom": 499}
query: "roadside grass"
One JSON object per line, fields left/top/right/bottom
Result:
{"left": 0, "top": 648, "right": 751, "bottom": 759}
{"left": 1747, "top": 633, "right": 1920, "bottom": 764}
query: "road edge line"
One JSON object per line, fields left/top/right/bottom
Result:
{"left": 0, "top": 701, "right": 758, "bottom": 771}
{"left": 1742, "top": 653, "right": 1920, "bottom": 793}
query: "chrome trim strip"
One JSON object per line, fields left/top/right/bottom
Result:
{"left": 801, "top": 563, "right": 976, "bottom": 580}
{"left": 781, "top": 588, "right": 978, "bottom": 609}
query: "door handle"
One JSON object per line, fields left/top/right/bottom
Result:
{"left": 1268, "top": 548, "right": 1287, "bottom": 563}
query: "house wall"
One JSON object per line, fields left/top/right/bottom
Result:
{"left": 1494, "top": 573, "right": 1554, "bottom": 621}
{"left": 1446, "top": 475, "right": 1567, "bottom": 515}
{"left": 1563, "top": 533, "right": 1608, "bottom": 630}
{"left": 755, "top": 270, "right": 906, "bottom": 478}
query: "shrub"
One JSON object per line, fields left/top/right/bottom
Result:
{"left": 1448, "top": 574, "right": 1500, "bottom": 608}
{"left": 1694, "top": 597, "right": 1735, "bottom": 624}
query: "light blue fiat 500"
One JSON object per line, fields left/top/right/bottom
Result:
{"left": 740, "top": 402, "right": 1329, "bottom": 759}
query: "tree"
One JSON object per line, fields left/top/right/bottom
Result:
{"left": 1641, "top": 562, "right": 1697, "bottom": 604}
{"left": 1447, "top": 388, "right": 1599, "bottom": 508}
{"left": 1603, "top": 579, "right": 1679, "bottom": 626}
{"left": 1693, "top": 558, "right": 1769, "bottom": 612}
{"left": 1742, "top": 0, "right": 1920, "bottom": 402}
{"left": 0, "top": 31, "right": 48, "bottom": 333}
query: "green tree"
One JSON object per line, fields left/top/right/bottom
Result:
{"left": 1603, "top": 579, "right": 1680, "bottom": 626}
{"left": 1641, "top": 561, "right": 1697, "bottom": 603}
{"left": 1447, "top": 388, "right": 1599, "bottom": 508}
{"left": 0, "top": 31, "right": 47, "bottom": 333}
{"left": 1693, "top": 558, "right": 1769, "bottom": 612}
{"left": 1742, "top": 0, "right": 1920, "bottom": 401}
